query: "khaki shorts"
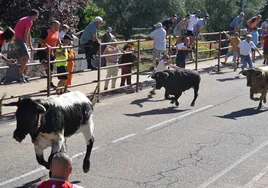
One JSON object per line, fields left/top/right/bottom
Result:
{"left": 152, "top": 49, "right": 165, "bottom": 61}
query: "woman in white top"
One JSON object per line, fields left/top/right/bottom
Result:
{"left": 149, "top": 55, "right": 180, "bottom": 96}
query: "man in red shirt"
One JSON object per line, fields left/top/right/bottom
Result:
{"left": 14, "top": 9, "right": 39, "bottom": 83}
{"left": 263, "top": 33, "right": 268, "bottom": 65}
{"left": 31, "top": 152, "right": 84, "bottom": 188}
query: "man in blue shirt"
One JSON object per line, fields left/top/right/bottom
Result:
{"left": 229, "top": 12, "right": 245, "bottom": 32}
{"left": 162, "top": 14, "right": 178, "bottom": 35}
{"left": 80, "top": 16, "right": 103, "bottom": 70}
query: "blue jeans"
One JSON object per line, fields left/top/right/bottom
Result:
{"left": 240, "top": 55, "right": 253, "bottom": 70}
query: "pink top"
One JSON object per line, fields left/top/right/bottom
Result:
{"left": 14, "top": 16, "right": 33, "bottom": 40}
{"left": 0, "top": 31, "right": 4, "bottom": 46}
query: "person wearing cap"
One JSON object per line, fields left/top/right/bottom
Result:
{"left": 229, "top": 12, "right": 245, "bottom": 32}
{"left": 103, "top": 39, "right": 121, "bottom": 91}
{"left": 59, "top": 24, "right": 70, "bottom": 42}
{"left": 36, "top": 20, "right": 61, "bottom": 88}
{"left": 65, "top": 34, "right": 76, "bottom": 92}
{"left": 193, "top": 15, "right": 209, "bottom": 37}
{"left": 173, "top": 14, "right": 191, "bottom": 41}
{"left": 162, "top": 14, "right": 178, "bottom": 35}
{"left": 149, "top": 22, "right": 166, "bottom": 70}
{"left": 246, "top": 14, "right": 262, "bottom": 32}
{"left": 238, "top": 34, "right": 262, "bottom": 70}
{"left": 55, "top": 34, "right": 72, "bottom": 94}
{"left": 80, "top": 16, "right": 103, "bottom": 70}
{"left": 186, "top": 10, "right": 201, "bottom": 44}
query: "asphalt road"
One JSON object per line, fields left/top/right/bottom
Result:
{"left": 1, "top": 61, "right": 268, "bottom": 188}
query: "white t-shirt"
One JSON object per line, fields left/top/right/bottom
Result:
{"left": 149, "top": 28, "right": 167, "bottom": 51}
{"left": 238, "top": 40, "right": 256, "bottom": 56}
{"left": 59, "top": 30, "right": 66, "bottom": 40}
{"left": 156, "top": 59, "right": 168, "bottom": 72}
{"left": 187, "top": 15, "right": 199, "bottom": 31}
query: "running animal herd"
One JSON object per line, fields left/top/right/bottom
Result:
{"left": 0, "top": 67, "right": 267, "bottom": 177}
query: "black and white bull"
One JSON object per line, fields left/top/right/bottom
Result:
{"left": 4, "top": 91, "right": 95, "bottom": 174}
{"left": 240, "top": 67, "right": 268, "bottom": 109}
{"left": 151, "top": 69, "right": 201, "bottom": 107}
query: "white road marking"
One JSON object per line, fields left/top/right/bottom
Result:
{"left": 243, "top": 164, "right": 268, "bottom": 188}
{"left": 197, "top": 140, "right": 268, "bottom": 188}
{"left": 0, "top": 146, "right": 100, "bottom": 187}
{"left": 111, "top": 133, "right": 136, "bottom": 143}
{"left": 146, "top": 105, "right": 214, "bottom": 130}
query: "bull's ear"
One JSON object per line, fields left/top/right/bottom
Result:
{"left": 35, "top": 102, "right": 46, "bottom": 114}
{"left": 163, "top": 72, "right": 169, "bottom": 79}
{"left": 239, "top": 70, "right": 248, "bottom": 76}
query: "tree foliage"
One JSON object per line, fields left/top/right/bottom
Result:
{"left": 0, "top": 0, "right": 89, "bottom": 36}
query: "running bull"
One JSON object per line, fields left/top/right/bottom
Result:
{"left": 240, "top": 67, "right": 268, "bottom": 109}
{"left": 4, "top": 90, "right": 97, "bottom": 174}
{"left": 151, "top": 69, "right": 201, "bottom": 107}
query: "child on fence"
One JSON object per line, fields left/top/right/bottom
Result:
{"left": 103, "top": 39, "right": 121, "bottom": 91}
{"left": 148, "top": 54, "right": 180, "bottom": 97}
{"left": 55, "top": 34, "right": 72, "bottom": 94}
{"left": 119, "top": 44, "right": 137, "bottom": 87}
{"left": 65, "top": 35, "right": 75, "bottom": 93}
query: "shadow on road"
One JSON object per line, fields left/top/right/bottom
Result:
{"left": 130, "top": 97, "right": 165, "bottom": 108}
{"left": 125, "top": 107, "right": 189, "bottom": 117}
{"left": 216, "top": 76, "right": 245, "bottom": 82}
{"left": 15, "top": 177, "right": 44, "bottom": 188}
{"left": 215, "top": 107, "right": 268, "bottom": 120}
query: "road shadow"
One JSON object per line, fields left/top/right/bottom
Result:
{"left": 216, "top": 76, "right": 245, "bottom": 82}
{"left": 130, "top": 97, "right": 165, "bottom": 108}
{"left": 15, "top": 177, "right": 44, "bottom": 188}
{"left": 125, "top": 107, "right": 189, "bottom": 117}
{"left": 215, "top": 107, "right": 268, "bottom": 120}
{"left": 0, "top": 113, "right": 15, "bottom": 122}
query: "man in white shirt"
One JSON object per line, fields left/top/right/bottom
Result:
{"left": 238, "top": 34, "right": 262, "bottom": 70}
{"left": 149, "top": 22, "right": 167, "bottom": 70}
{"left": 186, "top": 10, "right": 201, "bottom": 44}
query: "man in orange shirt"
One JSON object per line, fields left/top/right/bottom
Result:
{"left": 36, "top": 20, "right": 61, "bottom": 88}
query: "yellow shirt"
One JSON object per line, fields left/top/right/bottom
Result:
{"left": 231, "top": 37, "right": 241, "bottom": 52}
{"left": 56, "top": 48, "right": 68, "bottom": 67}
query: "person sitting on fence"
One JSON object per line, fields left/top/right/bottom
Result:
{"left": 221, "top": 31, "right": 241, "bottom": 71}
{"left": 65, "top": 34, "right": 75, "bottom": 93}
{"left": 173, "top": 14, "right": 190, "bottom": 42}
{"left": 229, "top": 12, "right": 245, "bottom": 33}
{"left": 175, "top": 37, "right": 192, "bottom": 69}
{"left": 193, "top": 15, "right": 209, "bottom": 37}
{"left": 162, "top": 14, "right": 178, "bottom": 35}
{"left": 148, "top": 54, "right": 180, "bottom": 97}
{"left": 119, "top": 44, "right": 137, "bottom": 88}
{"left": 103, "top": 39, "right": 121, "bottom": 91}
{"left": 246, "top": 14, "right": 262, "bottom": 33}
{"left": 55, "top": 35, "right": 71, "bottom": 94}
{"left": 186, "top": 10, "right": 201, "bottom": 45}
{"left": 250, "top": 27, "right": 260, "bottom": 63}
{"left": 149, "top": 22, "right": 167, "bottom": 71}
{"left": 36, "top": 20, "right": 61, "bottom": 89}
{"left": 0, "top": 27, "right": 16, "bottom": 64}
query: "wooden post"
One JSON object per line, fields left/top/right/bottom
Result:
{"left": 209, "top": 43, "right": 212, "bottom": 58}
{"left": 136, "top": 39, "right": 141, "bottom": 92}
{"left": 97, "top": 43, "right": 101, "bottom": 102}
{"left": 168, "top": 36, "right": 172, "bottom": 56}
{"left": 218, "top": 32, "right": 222, "bottom": 72}
{"left": 195, "top": 36, "right": 198, "bottom": 70}
{"left": 47, "top": 47, "right": 51, "bottom": 97}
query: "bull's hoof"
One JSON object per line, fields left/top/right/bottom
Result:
{"left": 83, "top": 160, "right": 90, "bottom": 173}
{"left": 175, "top": 101, "right": 179, "bottom": 107}
{"left": 49, "top": 170, "right": 52, "bottom": 178}
{"left": 264, "top": 99, "right": 267, "bottom": 103}
{"left": 191, "top": 102, "right": 195, "bottom": 107}
{"left": 170, "top": 100, "right": 175, "bottom": 104}
{"left": 252, "top": 98, "right": 260, "bottom": 101}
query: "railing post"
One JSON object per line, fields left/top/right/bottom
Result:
{"left": 168, "top": 36, "right": 172, "bottom": 56}
{"left": 136, "top": 39, "right": 141, "bottom": 92}
{"left": 97, "top": 43, "right": 101, "bottom": 102}
{"left": 47, "top": 47, "right": 51, "bottom": 97}
{"left": 209, "top": 42, "right": 212, "bottom": 58}
{"left": 218, "top": 32, "right": 222, "bottom": 72}
{"left": 195, "top": 36, "right": 198, "bottom": 70}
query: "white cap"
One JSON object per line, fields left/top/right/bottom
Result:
{"left": 247, "top": 34, "right": 252, "bottom": 38}
{"left": 154, "top": 22, "right": 162, "bottom": 27}
{"left": 94, "top": 16, "right": 103, "bottom": 22}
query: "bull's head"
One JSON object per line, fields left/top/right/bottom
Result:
{"left": 239, "top": 69, "right": 263, "bottom": 87}
{"left": 151, "top": 71, "right": 169, "bottom": 89}
{"left": 6, "top": 97, "right": 46, "bottom": 143}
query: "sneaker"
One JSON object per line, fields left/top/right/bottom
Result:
{"left": 19, "top": 76, "right": 27, "bottom": 83}
{"left": 104, "top": 87, "right": 108, "bottom": 91}
{"left": 149, "top": 90, "right": 156, "bottom": 95}
{"left": 23, "top": 75, "right": 29, "bottom": 81}
{"left": 89, "top": 66, "right": 98, "bottom": 70}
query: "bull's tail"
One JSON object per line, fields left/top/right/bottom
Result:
{"left": 89, "top": 84, "right": 99, "bottom": 107}
{"left": 0, "top": 93, "right": 7, "bottom": 117}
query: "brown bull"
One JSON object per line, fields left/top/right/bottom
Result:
{"left": 240, "top": 67, "right": 268, "bottom": 109}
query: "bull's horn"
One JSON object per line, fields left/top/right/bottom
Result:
{"left": 0, "top": 93, "right": 6, "bottom": 117}
{"left": 89, "top": 85, "right": 99, "bottom": 107}
{"left": 238, "top": 70, "right": 247, "bottom": 75}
